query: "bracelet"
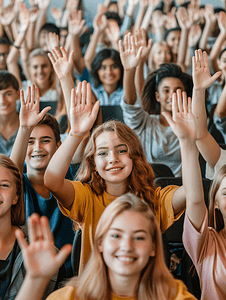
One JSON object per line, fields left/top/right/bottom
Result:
{"left": 13, "top": 44, "right": 21, "bottom": 50}
{"left": 70, "top": 131, "right": 86, "bottom": 138}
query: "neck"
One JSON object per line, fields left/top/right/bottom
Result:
{"left": 159, "top": 113, "right": 170, "bottom": 127}
{"left": 0, "top": 112, "right": 19, "bottom": 127}
{"left": 27, "top": 170, "right": 51, "bottom": 198}
{"left": 0, "top": 216, "right": 15, "bottom": 242}
{"left": 103, "top": 83, "right": 118, "bottom": 97}
{"left": 105, "top": 182, "right": 128, "bottom": 197}
{"left": 109, "top": 271, "right": 139, "bottom": 296}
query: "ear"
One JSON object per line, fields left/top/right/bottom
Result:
{"left": 98, "top": 239, "right": 103, "bottom": 253}
{"left": 149, "top": 245, "right": 156, "bottom": 257}
{"left": 12, "top": 195, "right": 19, "bottom": 206}
{"left": 155, "top": 91, "right": 160, "bottom": 103}
{"left": 56, "top": 140, "right": 61, "bottom": 150}
{"left": 215, "top": 200, "right": 219, "bottom": 209}
{"left": 16, "top": 90, "right": 20, "bottom": 99}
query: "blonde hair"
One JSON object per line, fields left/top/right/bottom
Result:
{"left": 76, "top": 120, "right": 156, "bottom": 210}
{"left": 148, "top": 41, "right": 173, "bottom": 72}
{"left": 209, "top": 165, "right": 226, "bottom": 232}
{"left": 0, "top": 154, "right": 25, "bottom": 226}
{"left": 68, "top": 193, "right": 178, "bottom": 300}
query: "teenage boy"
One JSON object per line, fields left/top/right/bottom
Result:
{"left": 0, "top": 71, "right": 20, "bottom": 156}
{"left": 10, "top": 85, "right": 77, "bottom": 274}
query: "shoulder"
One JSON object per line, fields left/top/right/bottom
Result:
{"left": 46, "top": 286, "right": 77, "bottom": 300}
{"left": 172, "top": 280, "right": 197, "bottom": 300}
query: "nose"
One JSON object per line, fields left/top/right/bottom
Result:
{"left": 33, "top": 141, "right": 42, "bottom": 152}
{"left": 0, "top": 94, "right": 5, "bottom": 104}
{"left": 106, "top": 66, "right": 112, "bottom": 75}
{"left": 120, "top": 236, "right": 133, "bottom": 251}
{"left": 109, "top": 150, "right": 119, "bottom": 164}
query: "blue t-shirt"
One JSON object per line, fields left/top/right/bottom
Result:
{"left": 22, "top": 165, "right": 79, "bottom": 270}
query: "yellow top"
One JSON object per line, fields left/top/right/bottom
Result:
{"left": 59, "top": 182, "right": 183, "bottom": 271}
{"left": 46, "top": 280, "right": 197, "bottom": 300}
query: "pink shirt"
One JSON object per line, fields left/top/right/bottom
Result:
{"left": 183, "top": 209, "right": 226, "bottom": 300}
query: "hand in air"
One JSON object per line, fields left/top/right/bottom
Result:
{"left": 19, "top": 84, "right": 51, "bottom": 128}
{"left": 70, "top": 81, "right": 100, "bottom": 135}
{"left": 162, "top": 89, "right": 197, "bottom": 142}
{"left": 15, "top": 213, "right": 72, "bottom": 280}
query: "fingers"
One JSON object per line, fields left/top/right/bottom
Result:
{"left": 15, "top": 228, "right": 28, "bottom": 251}
{"left": 28, "top": 213, "right": 43, "bottom": 244}
{"left": 40, "top": 215, "right": 55, "bottom": 245}
{"left": 56, "top": 244, "right": 72, "bottom": 267}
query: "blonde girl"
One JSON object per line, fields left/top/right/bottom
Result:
{"left": 14, "top": 194, "right": 197, "bottom": 300}
{"left": 43, "top": 80, "right": 186, "bottom": 272}
{"left": 163, "top": 85, "right": 226, "bottom": 299}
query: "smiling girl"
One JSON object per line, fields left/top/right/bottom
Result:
{"left": 44, "top": 80, "right": 186, "bottom": 272}
{"left": 14, "top": 194, "right": 197, "bottom": 300}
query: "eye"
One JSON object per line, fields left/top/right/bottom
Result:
{"left": 97, "top": 151, "right": 107, "bottom": 157}
{"left": 100, "top": 65, "right": 106, "bottom": 70}
{"left": 28, "top": 140, "right": 34, "bottom": 145}
{"left": 118, "top": 149, "right": 127, "bottom": 154}
{"left": 41, "top": 139, "right": 51, "bottom": 144}
{"left": 134, "top": 236, "right": 145, "bottom": 241}
{"left": 111, "top": 64, "right": 118, "bottom": 69}
{"left": 0, "top": 183, "right": 10, "bottom": 187}
{"left": 111, "top": 234, "right": 120, "bottom": 238}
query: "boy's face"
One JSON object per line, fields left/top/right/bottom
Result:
{"left": 0, "top": 44, "right": 9, "bottom": 70}
{"left": 25, "top": 124, "right": 61, "bottom": 172}
{"left": 0, "top": 86, "right": 19, "bottom": 117}
{"left": 38, "top": 30, "right": 49, "bottom": 50}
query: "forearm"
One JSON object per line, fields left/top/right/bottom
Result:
{"left": 6, "top": 47, "right": 22, "bottom": 89}
{"left": 135, "top": 62, "right": 145, "bottom": 99}
{"left": 3, "top": 24, "right": 14, "bottom": 43}
{"left": 10, "top": 126, "right": 33, "bottom": 173}
{"left": 84, "top": 30, "right": 102, "bottom": 70}
{"left": 60, "top": 75, "right": 75, "bottom": 116}
{"left": 15, "top": 276, "right": 49, "bottom": 300}
{"left": 134, "top": 6, "right": 147, "bottom": 31}
{"left": 177, "top": 28, "right": 189, "bottom": 66}
{"left": 141, "top": 6, "right": 154, "bottom": 30}
{"left": 199, "top": 21, "right": 212, "bottom": 50}
{"left": 70, "top": 34, "right": 85, "bottom": 76}
{"left": 180, "top": 139, "right": 206, "bottom": 231}
{"left": 26, "top": 22, "right": 36, "bottom": 51}
{"left": 34, "top": 9, "right": 47, "bottom": 47}
{"left": 123, "top": 68, "right": 137, "bottom": 105}
{"left": 210, "top": 32, "right": 226, "bottom": 73}
{"left": 214, "top": 84, "right": 226, "bottom": 118}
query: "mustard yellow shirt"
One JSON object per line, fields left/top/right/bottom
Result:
{"left": 46, "top": 280, "right": 197, "bottom": 300}
{"left": 58, "top": 182, "right": 183, "bottom": 271}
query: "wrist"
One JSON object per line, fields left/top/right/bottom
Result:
{"left": 69, "top": 131, "right": 88, "bottom": 138}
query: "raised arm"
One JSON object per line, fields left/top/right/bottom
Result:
{"left": 10, "top": 85, "right": 50, "bottom": 173}
{"left": 199, "top": 4, "right": 216, "bottom": 51}
{"left": 163, "top": 90, "right": 205, "bottom": 230}
{"left": 192, "top": 49, "right": 222, "bottom": 169}
{"left": 44, "top": 81, "right": 100, "bottom": 209}
{"left": 48, "top": 46, "right": 74, "bottom": 117}
{"left": 15, "top": 214, "right": 71, "bottom": 300}
{"left": 119, "top": 33, "right": 143, "bottom": 105}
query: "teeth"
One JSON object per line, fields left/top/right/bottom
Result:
{"left": 108, "top": 168, "right": 122, "bottom": 171}
{"left": 118, "top": 257, "right": 135, "bottom": 262}
{"left": 32, "top": 155, "right": 45, "bottom": 158}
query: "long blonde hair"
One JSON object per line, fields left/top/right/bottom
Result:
{"left": 76, "top": 120, "right": 156, "bottom": 210}
{"left": 68, "top": 193, "right": 178, "bottom": 299}
{"left": 209, "top": 165, "right": 226, "bottom": 232}
{"left": 0, "top": 154, "right": 25, "bottom": 226}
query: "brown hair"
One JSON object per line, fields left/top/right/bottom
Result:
{"left": 209, "top": 165, "right": 226, "bottom": 232}
{"left": 76, "top": 120, "right": 156, "bottom": 210}
{"left": 0, "top": 154, "right": 25, "bottom": 226}
{"left": 69, "top": 194, "right": 178, "bottom": 299}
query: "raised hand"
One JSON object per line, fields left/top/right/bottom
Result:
{"left": 19, "top": 85, "right": 51, "bottom": 128}
{"left": 48, "top": 46, "right": 74, "bottom": 80}
{"left": 93, "top": 9, "right": 107, "bottom": 33}
{"left": 15, "top": 213, "right": 72, "bottom": 280}
{"left": 68, "top": 9, "right": 85, "bottom": 37}
{"left": 105, "top": 21, "right": 120, "bottom": 46}
{"left": 192, "top": 49, "right": 222, "bottom": 90}
{"left": 51, "top": 7, "right": 63, "bottom": 24}
{"left": 176, "top": 6, "right": 192, "bottom": 30}
{"left": 0, "top": 3, "right": 16, "bottom": 26}
{"left": 45, "top": 32, "right": 59, "bottom": 52}
{"left": 162, "top": 90, "right": 197, "bottom": 142}
{"left": 134, "top": 28, "right": 152, "bottom": 62}
{"left": 19, "top": 3, "right": 30, "bottom": 32}
{"left": 218, "top": 11, "right": 226, "bottom": 34}
{"left": 119, "top": 33, "right": 143, "bottom": 70}
{"left": 70, "top": 81, "right": 100, "bottom": 135}
{"left": 188, "top": 24, "right": 201, "bottom": 48}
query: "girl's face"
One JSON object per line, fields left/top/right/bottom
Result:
{"left": 166, "top": 31, "right": 181, "bottom": 55}
{"left": 99, "top": 210, "right": 155, "bottom": 285}
{"left": 0, "top": 166, "right": 18, "bottom": 219}
{"left": 155, "top": 77, "right": 185, "bottom": 114}
{"left": 94, "top": 131, "right": 133, "bottom": 194}
{"left": 152, "top": 45, "right": 172, "bottom": 70}
{"left": 29, "top": 56, "right": 53, "bottom": 89}
{"left": 218, "top": 51, "right": 226, "bottom": 75}
{"left": 97, "top": 58, "right": 121, "bottom": 88}
{"left": 215, "top": 176, "right": 226, "bottom": 224}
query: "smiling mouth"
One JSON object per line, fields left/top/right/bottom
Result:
{"left": 116, "top": 256, "right": 136, "bottom": 262}
{"left": 31, "top": 155, "right": 46, "bottom": 159}
{"left": 107, "top": 167, "right": 123, "bottom": 172}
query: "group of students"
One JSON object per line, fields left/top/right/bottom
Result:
{"left": 2, "top": 0, "right": 226, "bottom": 299}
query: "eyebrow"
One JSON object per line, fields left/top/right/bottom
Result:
{"left": 109, "top": 228, "right": 148, "bottom": 234}
{"left": 96, "top": 144, "right": 127, "bottom": 150}
{"left": 29, "top": 136, "right": 53, "bottom": 140}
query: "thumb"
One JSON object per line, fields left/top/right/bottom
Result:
{"left": 212, "top": 71, "right": 222, "bottom": 82}
{"left": 136, "top": 46, "right": 143, "bottom": 60}
{"left": 91, "top": 100, "right": 100, "bottom": 121}
{"left": 55, "top": 244, "right": 72, "bottom": 268}
{"left": 39, "top": 106, "right": 51, "bottom": 119}
{"left": 162, "top": 111, "right": 174, "bottom": 127}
